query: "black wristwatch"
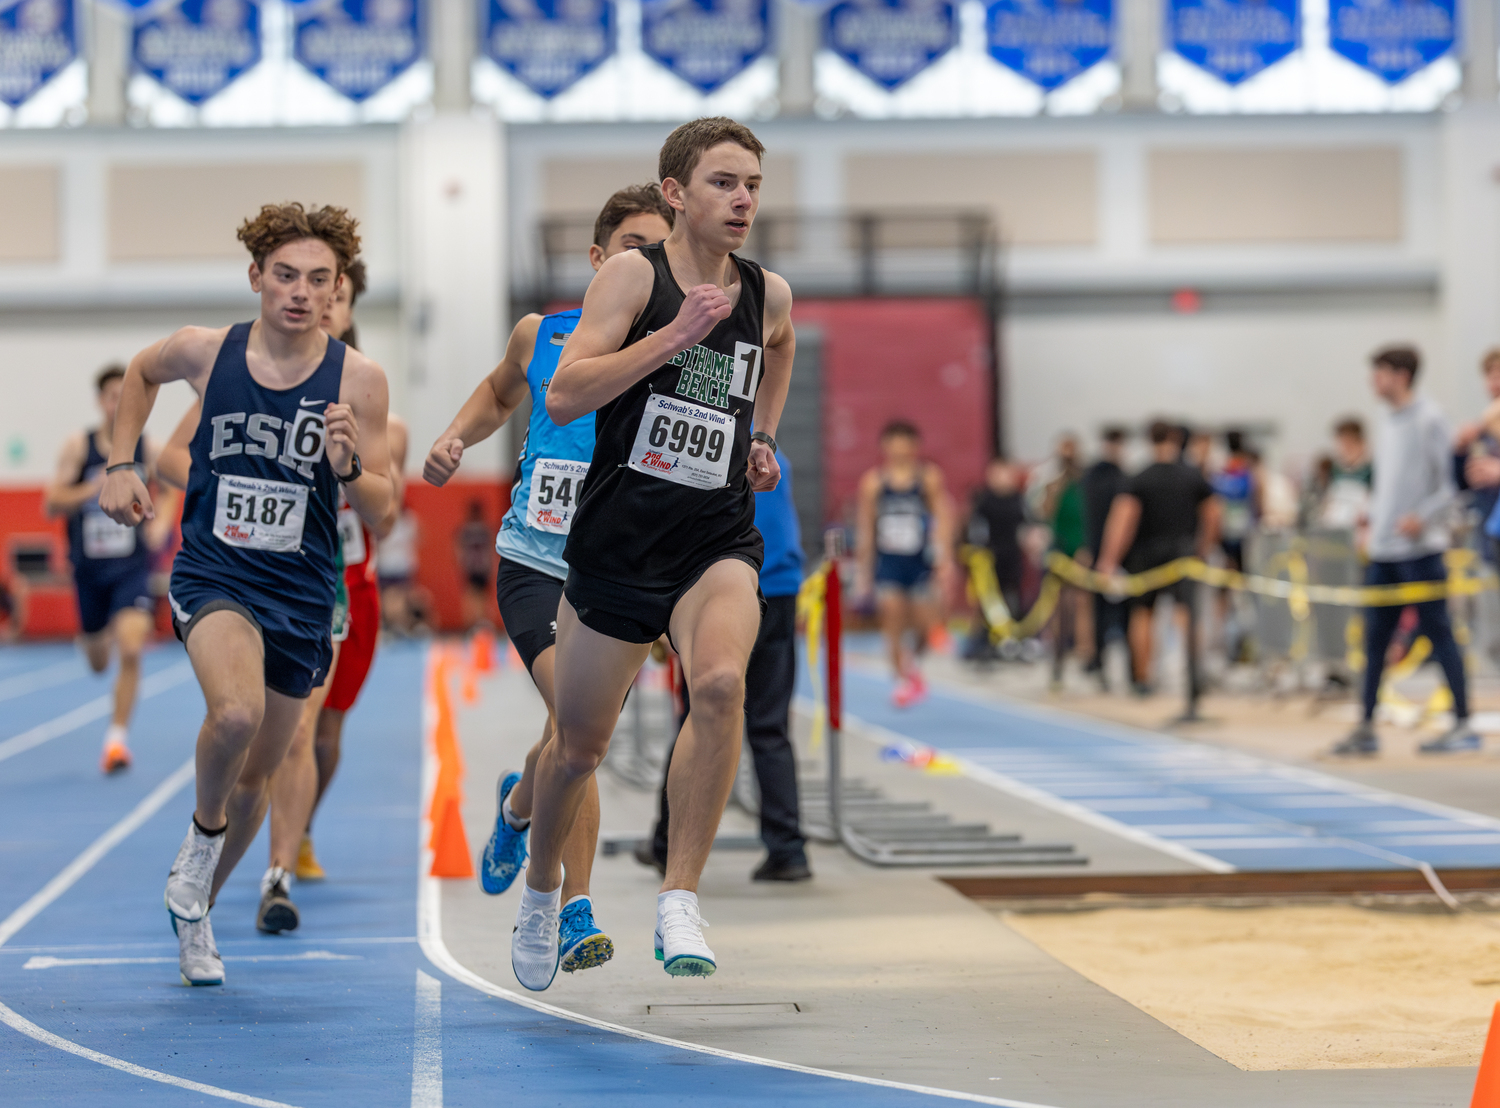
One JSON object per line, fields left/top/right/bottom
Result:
{"left": 335, "top": 452, "right": 362, "bottom": 483}
{"left": 750, "top": 431, "right": 778, "bottom": 454}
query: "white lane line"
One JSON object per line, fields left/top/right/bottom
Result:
{"left": 0, "top": 750, "right": 307, "bottom": 1107}
{"left": 0, "top": 661, "right": 195, "bottom": 765}
{"left": 411, "top": 969, "right": 443, "bottom": 1108}
{"left": 24, "top": 951, "right": 361, "bottom": 969}
{"left": 0, "top": 660, "right": 85, "bottom": 703}
{"left": 0, "top": 756, "right": 194, "bottom": 948}
{"left": 1, "top": 935, "right": 416, "bottom": 955}
{"left": 420, "top": 665, "right": 1056, "bottom": 1108}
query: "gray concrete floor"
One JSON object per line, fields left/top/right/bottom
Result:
{"left": 439, "top": 660, "right": 1477, "bottom": 1107}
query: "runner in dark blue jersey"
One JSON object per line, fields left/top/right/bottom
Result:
{"left": 99, "top": 203, "right": 393, "bottom": 989}
{"left": 44, "top": 364, "right": 178, "bottom": 775}
{"left": 513, "top": 119, "right": 795, "bottom": 991}
{"left": 424, "top": 185, "right": 674, "bottom": 977}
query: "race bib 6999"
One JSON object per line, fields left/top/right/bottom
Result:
{"left": 627, "top": 394, "right": 734, "bottom": 491}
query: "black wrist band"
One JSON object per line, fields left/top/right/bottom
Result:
{"left": 750, "top": 431, "right": 778, "bottom": 454}
{"left": 105, "top": 462, "right": 137, "bottom": 475}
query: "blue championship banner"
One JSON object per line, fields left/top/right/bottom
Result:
{"left": 1328, "top": 0, "right": 1453, "bottom": 83}
{"left": 824, "top": 0, "right": 957, "bottom": 89}
{"left": 134, "top": 0, "right": 259, "bottom": 104}
{"left": 641, "top": 0, "right": 768, "bottom": 94}
{"left": 1168, "top": 0, "right": 1299, "bottom": 85}
{"left": 0, "top": 0, "right": 75, "bottom": 107}
{"left": 986, "top": 0, "right": 1111, "bottom": 91}
{"left": 484, "top": 0, "right": 614, "bottom": 98}
{"left": 294, "top": 0, "right": 423, "bottom": 101}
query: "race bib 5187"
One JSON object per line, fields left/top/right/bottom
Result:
{"left": 526, "top": 458, "right": 589, "bottom": 535}
{"left": 627, "top": 394, "right": 734, "bottom": 491}
{"left": 212, "top": 473, "right": 309, "bottom": 554}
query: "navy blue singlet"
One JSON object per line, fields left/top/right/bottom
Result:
{"left": 67, "top": 430, "right": 148, "bottom": 581}
{"left": 169, "top": 322, "right": 344, "bottom": 639}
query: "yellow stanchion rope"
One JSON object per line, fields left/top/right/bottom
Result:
{"left": 797, "top": 567, "right": 828, "bottom": 751}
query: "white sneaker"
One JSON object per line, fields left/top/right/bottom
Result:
{"left": 656, "top": 892, "right": 715, "bottom": 977}
{"left": 165, "top": 822, "right": 224, "bottom": 923}
{"left": 511, "top": 886, "right": 561, "bottom": 992}
{"left": 177, "top": 913, "right": 225, "bottom": 986}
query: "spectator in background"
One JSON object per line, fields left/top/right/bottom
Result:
{"left": 1456, "top": 348, "right": 1500, "bottom": 560}
{"left": 377, "top": 502, "right": 430, "bottom": 636}
{"left": 1042, "top": 433, "right": 1089, "bottom": 687}
{"left": 1182, "top": 426, "right": 1211, "bottom": 471}
{"left": 1316, "top": 418, "right": 1374, "bottom": 532}
{"left": 1081, "top": 427, "right": 1131, "bottom": 689}
{"left": 1212, "top": 429, "right": 1262, "bottom": 663}
{"left": 1332, "top": 345, "right": 1474, "bottom": 756}
{"left": 455, "top": 500, "right": 496, "bottom": 630}
{"left": 1095, "top": 419, "right": 1220, "bottom": 696}
{"left": 964, "top": 456, "right": 1027, "bottom": 660}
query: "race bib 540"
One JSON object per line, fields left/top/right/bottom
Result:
{"left": 627, "top": 394, "right": 734, "bottom": 491}
{"left": 213, "top": 473, "right": 309, "bottom": 553}
{"left": 526, "top": 458, "right": 589, "bottom": 535}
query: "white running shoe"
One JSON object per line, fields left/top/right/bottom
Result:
{"left": 656, "top": 893, "right": 715, "bottom": 977}
{"left": 177, "top": 913, "right": 225, "bottom": 986}
{"left": 511, "top": 887, "right": 561, "bottom": 992}
{"left": 165, "top": 822, "right": 224, "bottom": 923}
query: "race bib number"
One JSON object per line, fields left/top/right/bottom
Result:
{"left": 212, "top": 474, "right": 308, "bottom": 553}
{"left": 526, "top": 458, "right": 589, "bottom": 535}
{"left": 82, "top": 510, "right": 136, "bottom": 559}
{"left": 337, "top": 506, "right": 366, "bottom": 565}
{"left": 877, "top": 513, "right": 925, "bottom": 556}
{"left": 627, "top": 394, "right": 734, "bottom": 491}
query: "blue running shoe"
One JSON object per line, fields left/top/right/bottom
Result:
{"left": 480, "top": 771, "right": 528, "bottom": 895}
{"left": 559, "top": 897, "right": 614, "bottom": 973}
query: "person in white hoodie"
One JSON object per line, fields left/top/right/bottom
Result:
{"left": 1331, "top": 345, "right": 1475, "bottom": 757}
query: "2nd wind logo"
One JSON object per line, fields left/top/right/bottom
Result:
{"left": 639, "top": 451, "right": 679, "bottom": 474}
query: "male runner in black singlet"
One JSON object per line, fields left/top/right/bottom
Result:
{"left": 512, "top": 118, "right": 794, "bottom": 990}
{"left": 99, "top": 204, "right": 392, "bottom": 987}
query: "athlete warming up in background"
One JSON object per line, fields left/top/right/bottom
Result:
{"left": 99, "top": 203, "right": 392, "bottom": 988}
{"left": 513, "top": 117, "right": 793, "bottom": 991}
{"left": 424, "top": 183, "right": 675, "bottom": 975}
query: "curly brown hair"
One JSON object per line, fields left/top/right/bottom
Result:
{"left": 236, "top": 202, "right": 361, "bottom": 274}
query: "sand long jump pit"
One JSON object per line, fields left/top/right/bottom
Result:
{"left": 995, "top": 900, "right": 1500, "bottom": 1070}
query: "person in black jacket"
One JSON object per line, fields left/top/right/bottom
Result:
{"left": 1079, "top": 427, "right": 1130, "bottom": 688}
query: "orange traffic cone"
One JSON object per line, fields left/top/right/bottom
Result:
{"left": 460, "top": 667, "right": 479, "bottom": 705}
{"left": 471, "top": 627, "right": 497, "bottom": 674}
{"left": 1474, "top": 1002, "right": 1500, "bottom": 1107}
{"left": 429, "top": 793, "right": 474, "bottom": 878}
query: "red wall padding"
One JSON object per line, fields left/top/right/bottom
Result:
{"left": 791, "top": 298, "right": 994, "bottom": 529}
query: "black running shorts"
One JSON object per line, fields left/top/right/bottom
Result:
{"left": 563, "top": 554, "right": 764, "bottom": 646}
{"left": 495, "top": 559, "right": 563, "bottom": 675}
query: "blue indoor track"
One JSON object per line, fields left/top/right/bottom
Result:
{"left": 0, "top": 641, "right": 1031, "bottom": 1108}
{"left": 841, "top": 666, "right": 1500, "bottom": 873}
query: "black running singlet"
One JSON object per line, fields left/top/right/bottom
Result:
{"left": 563, "top": 243, "right": 766, "bottom": 588}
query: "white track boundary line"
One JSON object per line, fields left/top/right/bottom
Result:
{"left": 0, "top": 660, "right": 85, "bottom": 704}
{"left": 417, "top": 648, "right": 1062, "bottom": 1108}
{"left": 0, "top": 748, "right": 306, "bottom": 1108}
{"left": 0, "top": 661, "right": 195, "bottom": 765}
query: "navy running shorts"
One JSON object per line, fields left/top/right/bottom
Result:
{"left": 495, "top": 559, "right": 563, "bottom": 675}
{"left": 168, "top": 584, "right": 332, "bottom": 699}
{"left": 874, "top": 553, "right": 932, "bottom": 594}
{"left": 75, "top": 566, "right": 153, "bottom": 636}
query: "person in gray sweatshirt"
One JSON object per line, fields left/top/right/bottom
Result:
{"left": 1332, "top": 345, "right": 1477, "bottom": 756}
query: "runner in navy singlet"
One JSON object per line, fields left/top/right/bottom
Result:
{"left": 511, "top": 118, "right": 795, "bottom": 992}
{"left": 424, "top": 184, "right": 674, "bottom": 977}
{"left": 44, "top": 364, "right": 178, "bottom": 774}
{"left": 99, "top": 203, "right": 393, "bottom": 989}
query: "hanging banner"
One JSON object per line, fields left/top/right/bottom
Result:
{"left": 484, "top": 0, "right": 613, "bottom": 98}
{"left": 133, "top": 0, "right": 259, "bottom": 104}
{"left": 1328, "top": 0, "right": 1453, "bottom": 83}
{"left": 294, "top": 0, "right": 422, "bottom": 102}
{"left": 986, "top": 0, "right": 1111, "bottom": 91}
{"left": 0, "top": 0, "right": 76, "bottom": 107}
{"left": 1168, "top": 0, "right": 1299, "bottom": 86}
{"left": 641, "top": 0, "right": 767, "bottom": 94}
{"left": 824, "top": 0, "right": 957, "bottom": 90}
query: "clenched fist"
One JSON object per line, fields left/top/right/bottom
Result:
{"left": 424, "top": 437, "right": 465, "bottom": 487}
{"left": 670, "top": 284, "right": 732, "bottom": 351}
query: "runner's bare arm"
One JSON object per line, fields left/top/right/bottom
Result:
{"left": 140, "top": 433, "right": 181, "bottom": 551}
{"left": 854, "top": 469, "right": 881, "bottom": 590}
{"left": 100, "top": 327, "right": 225, "bottom": 526}
{"left": 424, "top": 315, "right": 540, "bottom": 487}
{"left": 747, "top": 271, "right": 794, "bottom": 493}
{"left": 548, "top": 250, "right": 726, "bottom": 424}
{"left": 376, "top": 414, "right": 409, "bottom": 539}
{"left": 923, "top": 464, "right": 956, "bottom": 570}
{"left": 330, "top": 351, "right": 393, "bottom": 530}
{"left": 154, "top": 402, "right": 201, "bottom": 491}
{"left": 43, "top": 432, "right": 96, "bottom": 517}
{"left": 1095, "top": 494, "right": 1141, "bottom": 576}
